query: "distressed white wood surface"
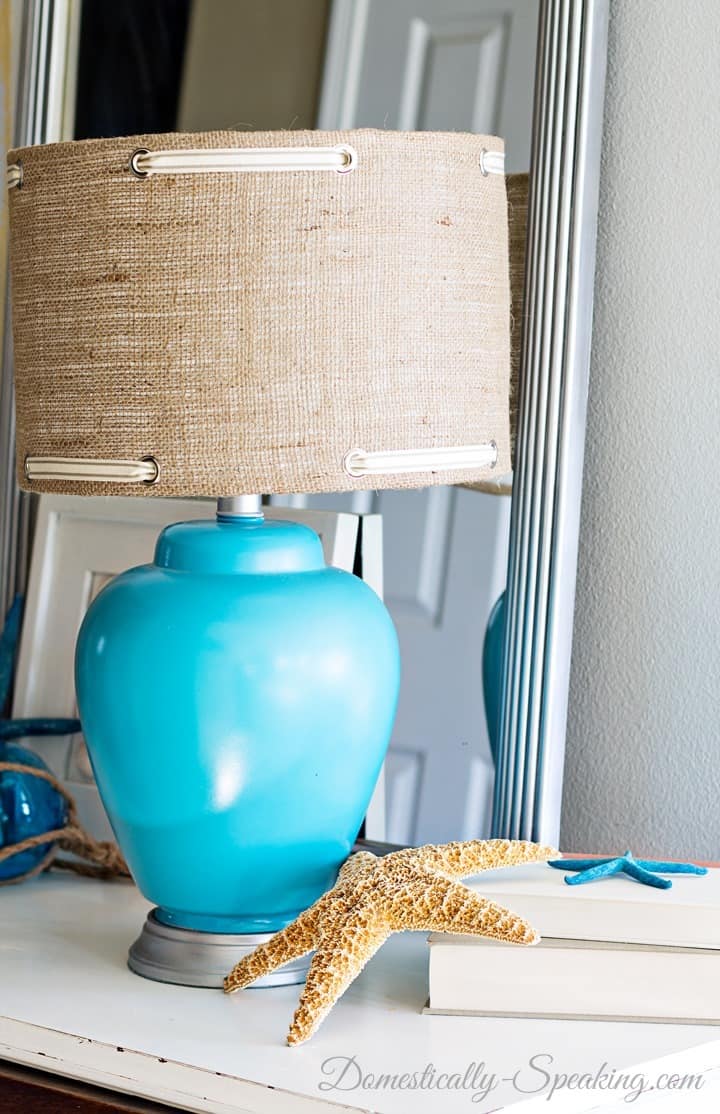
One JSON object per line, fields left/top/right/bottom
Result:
{"left": 0, "top": 876, "right": 717, "bottom": 1113}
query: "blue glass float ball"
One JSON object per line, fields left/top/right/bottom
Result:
{"left": 0, "top": 743, "right": 67, "bottom": 881}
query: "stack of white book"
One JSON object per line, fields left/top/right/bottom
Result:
{"left": 427, "top": 861, "right": 720, "bottom": 1023}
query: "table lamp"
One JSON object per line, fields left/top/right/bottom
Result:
{"left": 6, "top": 129, "right": 513, "bottom": 987}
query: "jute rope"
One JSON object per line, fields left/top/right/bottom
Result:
{"left": 0, "top": 761, "right": 129, "bottom": 887}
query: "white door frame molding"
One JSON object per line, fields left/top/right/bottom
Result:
{"left": 316, "top": 0, "right": 372, "bottom": 130}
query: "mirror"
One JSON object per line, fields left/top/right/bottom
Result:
{"left": 0, "top": 0, "right": 608, "bottom": 848}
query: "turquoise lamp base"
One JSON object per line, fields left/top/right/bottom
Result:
{"left": 75, "top": 502, "right": 399, "bottom": 985}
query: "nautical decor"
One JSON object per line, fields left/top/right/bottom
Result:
{"left": 549, "top": 852, "right": 708, "bottom": 889}
{"left": 225, "top": 838, "right": 554, "bottom": 1044}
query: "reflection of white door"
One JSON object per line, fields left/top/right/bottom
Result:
{"left": 277, "top": 0, "right": 537, "bottom": 844}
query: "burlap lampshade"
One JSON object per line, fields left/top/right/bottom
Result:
{"left": 7, "top": 128, "right": 522, "bottom": 498}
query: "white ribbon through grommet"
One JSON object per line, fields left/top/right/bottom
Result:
{"left": 343, "top": 443, "right": 498, "bottom": 478}
{"left": 128, "top": 145, "right": 358, "bottom": 178}
{"left": 6, "top": 162, "right": 23, "bottom": 189}
{"left": 479, "top": 148, "right": 505, "bottom": 176}
{"left": 24, "top": 456, "right": 159, "bottom": 484}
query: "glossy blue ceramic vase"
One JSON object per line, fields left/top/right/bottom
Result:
{"left": 75, "top": 511, "right": 399, "bottom": 935}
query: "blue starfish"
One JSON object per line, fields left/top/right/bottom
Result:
{"left": 548, "top": 851, "right": 708, "bottom": 890}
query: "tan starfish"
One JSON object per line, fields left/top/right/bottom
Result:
{"left": 224, "top": 838, "right": 555, "bottom": 1045}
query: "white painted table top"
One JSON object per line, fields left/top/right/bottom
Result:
{"left": 0, "top": 876, "right": 718, "bottom": 1113}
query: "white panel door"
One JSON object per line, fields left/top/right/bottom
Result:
{"left": 318, "top": 0, "right": 537, "bottom": 175}
{"left": 278, "top": 0, "right": 537, "bottom": 843}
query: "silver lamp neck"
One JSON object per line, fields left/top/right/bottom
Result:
{"left": 217, "top": 495, "right": 263, "bottom": 518}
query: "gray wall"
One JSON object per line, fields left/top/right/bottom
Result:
{"left": 562, "top": 0, "right": 720, "bottom": 859}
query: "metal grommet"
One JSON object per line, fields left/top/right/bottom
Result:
{"left": 489, "top": 440, "right": 498, "bottom": 468}
{"left": 13, "top": 160, "right": 23, "bottom": 190}
{"left": 336, "top": 144, "right": 358, "bottom": 173}
{"left": 129, "top": 148, "right": 151, "bottom": 179}
{"left": 479, "top": 148, "right": 489, "bottom": 177}
{"left": 141, "top": 455, "right": 160, "bottom": 484}
{"left": 23, "top": 454, "right": 31, "bottom": 482}
{"left": 342, "top": 449, "right": 364, "bottom": 477}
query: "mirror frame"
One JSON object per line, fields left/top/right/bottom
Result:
{"left": 493, "top": 0, "right": 609, "bottom": 844}
{"left": 1, "top": 0, "right": 81, "bottom": 614}
{"left": 0, "top": 0, "right": 609, "bottom": 847}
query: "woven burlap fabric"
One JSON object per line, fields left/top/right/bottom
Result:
{"left": 465, "top": 172, "right": 528, "bottom": 495}
{"left": 8, "top": 129, "right": 511, "bottom": 497}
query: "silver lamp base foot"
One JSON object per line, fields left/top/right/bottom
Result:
{"left": 128, "top": 910, "right": 311, "bottom": 988}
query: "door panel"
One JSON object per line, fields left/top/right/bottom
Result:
{"left": 286, "top": 0, "right": 537, "bottom": 842}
